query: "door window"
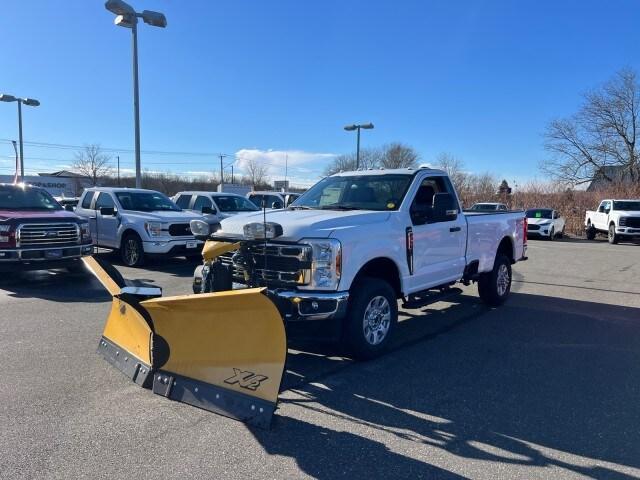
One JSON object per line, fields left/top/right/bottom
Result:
{"left": 248, "top": 194, "right": 263, "bottom": 207}
{"left": 193, "top": 195, "right": 213, "bottom": 212}
{"left": 95, "top": 192, "right": 115, "bottom": 210}
{"left": 266, "top": 195, "right": 283, "bottom": 208}
{"left": 410, "top": 176, "right": 451, "bottom": 225}
{"left": 174, "top": 194, "right": 192, "bottom": 209}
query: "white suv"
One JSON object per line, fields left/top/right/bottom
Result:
{"left": 76, "top": 187, "right": 205, "bottom": 266}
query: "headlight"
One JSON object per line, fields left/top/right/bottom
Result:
{"left": 243, "top": 222, "right": 283, "bottom": 240}
{"left": 0, "top": 224, "right": 11, "bottom": 243}
{"left": 619, "top": 217, "right": 627, "bottom": 226}
{"left": 79, "top": 222, "right": 91, "bottom": 239}
{"left": 144, "top": 221, "right": 164, "bottom": 237}
{"left": 190, "top": 219, "right": 210, "bottom": 237}
{"left": 300, "top": 238, "right": 342, "bottom": 290}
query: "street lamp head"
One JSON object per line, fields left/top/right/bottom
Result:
{"left": 344, "top": 124, "right": 357, "bottom": 131}
{"left": 114, "top": 13, "right": 136, "bottom": 28}
{"left": 22, "top": 98, "right": 40, "bottom": 107}
{"left": 0, "top": 94, "right": 18, "bottom": 103}
{"left": 105, "top": 0, "right": 135, "bottom": 16}
{"left": 361, "top": 123, "right": 374, "bottom": 130}
{"left": 141, "top": 10, "right": 167, "bottom": 28}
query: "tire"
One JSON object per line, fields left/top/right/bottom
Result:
{"left": 548, "top": 227, "right": 555, "bottom": 241}
{"left": 586, "top": 224, "right": 596, "bottom": 240}
{"left": 557, "top": 228, "right": 564, "bottom": 239}
{"left": 608, "top": 224, "right": 619, "bottom": 244}
{"left": 344, "top": 277, "right": 398, "bottom": 360}
{"left": 120, "top": 233, "right": 145, "bottom": 267}
{"left": 478, "top": 254, "right": 512, "bottom": 307}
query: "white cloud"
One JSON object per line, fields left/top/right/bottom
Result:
{"left": 234, "top": 148, "right": 336, "bottom": 187}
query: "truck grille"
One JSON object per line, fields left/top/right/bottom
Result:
{"left": 622, "top": 217, "right": 640, "bottom": 228}
{"left": 527, "top": 224, "right": 540, "bottom": 231}
{"left": 169, "top": 223, "right": 191, "bottom": 236}
{"left": 17, "top": 223, "right": 80, "bottom": 247}
{"left": 218, "top": 243, "right": 311, "bottom": 286}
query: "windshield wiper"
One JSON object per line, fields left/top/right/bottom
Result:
{"left": 288, "top": 205, "right": 315, "bottom": 210}
{"left": 319, "top": 205, "right": 362, "bottom": 211}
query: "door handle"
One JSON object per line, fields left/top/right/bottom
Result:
{"left": 450, "top": 226, "right": 461, "bottom": 233}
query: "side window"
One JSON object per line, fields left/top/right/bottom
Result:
{"left": 410, "top": 176, "right": 446, "bottom": 225}
{"left": 95, "top": 192, "right": 115, "bottom": 210}
{"left": 500, "top": 205, "right": 507, "bottom": 211}
{"left": 286, "top": 194, "right": 299, "bottom": 207}
{"left": 193, "top": 195, "right": 213, "bottom": 212}
{"left": 81, "top": 191, "right": 95, "bottom": 209}
{"left": 248, "top": 195, "right": 263, "bottom": 207}
{"left": 267, "top": 195, "right": 283, "bottom": 208}
{"left": 174, "top": 194, "right": 192, "bottom": 209}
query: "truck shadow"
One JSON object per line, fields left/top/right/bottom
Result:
{"left": 261, "top": 293, "right": 640, "bottom": 479}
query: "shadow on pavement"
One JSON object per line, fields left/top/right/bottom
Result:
{"left": 256, "top": 292, "right": 640, "bottom": 479}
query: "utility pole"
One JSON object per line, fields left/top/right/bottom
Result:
{"left": 117, "top": 156, "right": 121, "bottom": 186}
{"left": 219, "top": 153, "right": 228, "bottom": 190}
{"left": 285, "top": 153, "right": 288, "bottom": 187}
{"left": 231, "top": 165, "right": 234, "bottom": 184}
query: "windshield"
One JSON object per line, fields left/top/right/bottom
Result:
{"left": 613, "top": 201, "right": 640, "bottom": 211}
{"left": 526, "top": 209, "right": 553, "bottom": 219}
{"left": 115, "top": 191, "right": 180, "bottom": 212}
{"left": 292, "top": 174, "right": 413, "bottom": 211}
{"left": 0, "top": 185, "right": 62, "bottom": 211}
{"left": 214, "top": 196, "right": 259, "bottom": 212}
{"left": 471, "top": 204, "right": 498, "bottom": 211}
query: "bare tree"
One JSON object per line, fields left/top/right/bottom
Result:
{"left": 244, "top": 158, "right": 269, "bottom": 187}
{"left": 324, "top": 148, "right": 380, "bottom": 175}
{"left": 434, "top": 152, "right": 468, "bottom": 192}
{"left": 542, "top": 68, "right": 640, "bottom": 185}
{"left": 379, "top": 143, "right": 419, "bottom": 169}
{"left": 72, "top": 144, "right": 112, "bottom": 185}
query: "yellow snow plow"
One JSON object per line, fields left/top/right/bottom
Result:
{"left": 83, "top": 256, "right": 286, "bottom": 428}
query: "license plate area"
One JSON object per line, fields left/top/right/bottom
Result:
{"left": 45, "top": 249, "right": 63, "bottom": 259}
{"left": 186, "top": 241, "right": 198, "bottom": 249}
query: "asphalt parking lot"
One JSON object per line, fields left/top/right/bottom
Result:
{"left": 1, "top": 237, "right": 639, "bottom": 479}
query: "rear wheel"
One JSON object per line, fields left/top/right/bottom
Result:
{"left": 586, "top": 223, "right": 596, "bottom": 240}
{"left": 478, "top": 254, "right": 512, "bottom": 306}
{"left": 120, "top": 233, "right": 145, "bottom": 267}
{"left": 557, "top": 228, "right": 564, "bottom": 239}
{"left": 608, "top": 224, "right": 619, "bottom": 244}
{"left": 344, "top": 277, "right": 397, "bottom": 360}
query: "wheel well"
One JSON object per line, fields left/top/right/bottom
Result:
{"left": 119, "top": 228, "right": 140, "bottom": 247}
{"left": 354, "top": 257, "right": 402, "bottom": 298}
{"left": 609, "top": 221, "right": 616, "bottom": 227}
{"left": 497, "top": 237, "right": 514, "bottom": 263}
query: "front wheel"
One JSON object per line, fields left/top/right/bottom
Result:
{"left": 608, "top": 224, "right": 619, "bottom": 244}
{"left": 548, "top": 227, "right": 555, "bottom": 241}
{"left": 120, "top": 233, "right": 145, "bottom": 267}
{"left": 344, "top": 277, "right": 398, "bottom": 360}
{"left": 478, "top": 254, "right": 512, "bottom": 306}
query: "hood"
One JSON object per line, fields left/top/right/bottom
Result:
{"left": 527, "top": 217, "right": 554, "bottom": 225}
{"left": 121, "top": 210, "right": 204, "bottom": 223}
{"left": 0, "top": 209, "right": 82, "bottom": 222}
{"left": 216, "top": 209, "right": 391, "bottom": 241}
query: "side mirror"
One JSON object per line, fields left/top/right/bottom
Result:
{"left": 201, "top": 206, "right": 216, "bottom": 215}
{"left": 272, "top": 201, "right": 283, "bottom": 209}
{"left": 64, "top": 204, "right": 75, "bottom": 212}
{"left": 100, "top": 207, "right": 116, "bottom": 216}
{"left": 432, "top": 193, "right": 458, "bottom": 222}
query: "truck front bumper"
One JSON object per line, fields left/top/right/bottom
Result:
{"left": 616, "top": 227, "right": 640, "bottom": 236}
{"left": 0, "top": 244, "right": 94, "bottom": 272}
{"left": 142, "top": 238, "right": 203, "bottom": 255}
{"left": 268, "top": 289, "right": 350, "bottom": 322}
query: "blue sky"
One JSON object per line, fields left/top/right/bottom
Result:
{"left": 1, "top": 0, "right": 639, "bottom": 187}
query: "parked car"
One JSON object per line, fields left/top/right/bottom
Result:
{"left": 469, "top": 202, "right": 508, "bottom": 212}
{"left": 525, "top": 208, "right": 565, "bottom": 240}
{"left": 172, "top": 191, "right": 259, "bottom": 223}
{"left": 0, "top": 183, "right": 93, "bottom": 272}
{"left": 75, "top": 187, "right": 205, "bottom": 267}
{"left": 247, "top": 191, "right": 301, "bottom": 209}
{"left": 585, "top": 199, "right": 640, "bottom": 244}
{"left": 194, "top": 167, "right": 528, "bottom": 358}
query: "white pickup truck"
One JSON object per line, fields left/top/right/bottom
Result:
{"left": 197, "top": 167, "right": 527, "bottom": 358}
{"left": 585, "top": 199, "right": 640, "bottom": 244}
{"left": 76, "top": 187, "right": 205, "bottom": 266}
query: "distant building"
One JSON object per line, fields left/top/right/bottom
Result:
{"left": 587, "top": 166, "right": 636, "bottom": 192}
{"left": 274, "top": 180, "right": 290, "bottom": 191}
{"left": 0, "top": 171, "right": 91, "bottom": 197}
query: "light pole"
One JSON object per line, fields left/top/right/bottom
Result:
{"left": 104, "top": 0, "right": 167, "bottom": 189}
{"left": 0, "top": 94, "right": 40, "bottom": 181}
{"left": 344, "top": 123, "right": 374, "bottom": 169}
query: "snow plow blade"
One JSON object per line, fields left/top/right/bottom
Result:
{"left": 83, "top": 256, "right": 287, "bottom": 429}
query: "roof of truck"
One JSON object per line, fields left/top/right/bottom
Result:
{"left": 175, "top": 191, "right": 245, "bottom": 197}
{"left": 84, "top": 187, "right": 158, "bottom": 194}
{"left": 331, "top": 167, "right": 445, "bottom": 177}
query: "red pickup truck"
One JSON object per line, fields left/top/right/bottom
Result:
{"left": 0, "top": 183, "right": 94, "bottom": 273}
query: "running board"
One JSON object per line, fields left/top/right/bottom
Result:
{"left": 402, "top": 287, "right": 463, "bottom": 310}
